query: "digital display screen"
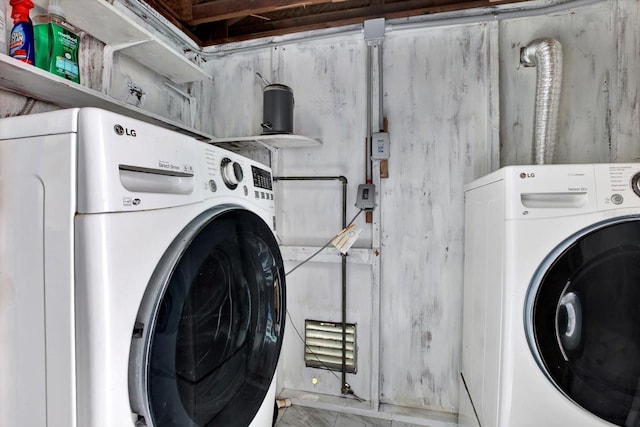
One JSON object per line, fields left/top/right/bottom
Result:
{"left": 251, "top": 166, "right": 273, "bottom": 190}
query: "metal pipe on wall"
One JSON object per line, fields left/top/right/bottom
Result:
{"left": 363, "top": 17, "right": 385, "bottom": 411}
{"left": 372, "top": 42, "right": 384, "bottom": 412}
{"left": 377, "top": 43, "right": 384, "bottom": 131}
{"left": 366, "top": 46, "right": 373, "bottom": 183}
{"left": 521, "top": 37, "right": 563, "bottom": 165}
{"left": 365, "top": 21, "right": 385, "bottom": 182}
{"left": 273, "top": 176, "right": 350, "bottom": 393}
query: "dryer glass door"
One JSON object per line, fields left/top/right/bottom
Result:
{"left": 527, "top": 217, "right": 640, "bottom": 426}
{"left": 130, "top": 208, "right": 286, "bottom": 427}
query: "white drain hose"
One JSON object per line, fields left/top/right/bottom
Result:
{"left": 521, "top": 38, "right": 563, "bottom": 165}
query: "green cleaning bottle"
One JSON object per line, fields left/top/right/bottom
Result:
{"left": 33, "top": 8, "right": 49, "bottom": 68}
{"left": 33, "top": 2, "right": 80, "bottom": 83}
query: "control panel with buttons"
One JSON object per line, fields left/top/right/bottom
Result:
{"left": 594, "top": 164, "right": 640, "bottom": 210}
{"left": 200, "top": 145, "right": 275, "bottom": 208}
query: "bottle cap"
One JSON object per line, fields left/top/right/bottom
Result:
{"left": 10, "top": 0, "right": 34, "bottom": 7}
{"left": 10, "top": 0, "right": 34, "bottom": 18}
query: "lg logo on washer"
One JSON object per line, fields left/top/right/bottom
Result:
{"left": 114, "top": 124, "right": 137, "bottom": 137}
{"left": 520, "top": 172, "right": 536, "bottom": 179}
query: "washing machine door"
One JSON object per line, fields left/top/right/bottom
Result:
{"left": 526, "top": 216, "right": 640, "bottom": 426}
{"left": 129, "top": 208, "right": 286, "bottom": 427}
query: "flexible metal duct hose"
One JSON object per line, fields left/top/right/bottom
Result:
{"left": 521, "top": 38, "right": 563, "bottom": 165}
{"left": 17, "top": 97, "right": 36, "bottom": 116}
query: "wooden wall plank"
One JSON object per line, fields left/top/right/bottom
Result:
{"left": 379, "top": 23, "right": 490, "bottom": 413}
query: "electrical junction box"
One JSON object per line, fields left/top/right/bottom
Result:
{"left": 355, "top": 184, "right": 376, "bottom": 210}
{"left": 371, "top": 132, "right": 390, "bottom": 160}
{"left": 364, "top": 18, "right": 385, "bottom": 44}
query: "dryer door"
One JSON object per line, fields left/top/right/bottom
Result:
{"left": 526, "top": 217, "right": 640, "bottom": 426}
{"left": 129, "top": 208, "right": 286, "bottom": 427}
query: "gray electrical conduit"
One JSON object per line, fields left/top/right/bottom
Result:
{"left": 274, "top": 176, "right": 363, "bottom": 400}
{"left": 521, "top": 38, "right": 563, "bottom": 165}
{"left": 366, "top": 46, "right": 373, "bottom": 183}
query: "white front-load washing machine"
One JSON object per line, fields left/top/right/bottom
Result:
{"left": 0, "top": 108, "right": 286, "bottom": 427}
{"left": 459, "top": 163, "right": 640, "bottom": 427}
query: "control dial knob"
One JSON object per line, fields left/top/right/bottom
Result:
{"left": 221, "top": 157, "right": 243, "bottom": 189}
{"left": 632, "top": 172, "right": 640, "bottom": 198}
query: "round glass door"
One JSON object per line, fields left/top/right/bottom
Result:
{"left": 130, "top": 208, "right": 286, "bottom": 427}
{"left": 527, "top": 217, "right": 640, "bottom": 426}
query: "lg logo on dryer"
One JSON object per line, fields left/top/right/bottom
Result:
{"left": 114, "top": 124, "right": 137, "bottom": 137}
{"left": 520, "top": 172, "right": 535, "bottom": 179}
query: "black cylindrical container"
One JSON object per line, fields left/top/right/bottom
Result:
{"left": 261, "top": 84, "right": 294, "bottom": 135}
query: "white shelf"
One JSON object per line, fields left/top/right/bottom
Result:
{"left": 212, "top": 134, "right": 322, "bottom": 150}
{"left": 31, "top": 0, "right": 208, "bottom": 84}
{"left": 0, "top": 54, "right": 213, "bottom": 140}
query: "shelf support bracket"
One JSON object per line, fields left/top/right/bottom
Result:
{"left": 253, "top": 138, "right": 280, "bottom": 154}
{"left": 102, "top": 40, "right": 150, "bottom": 96}
{"left": 164, "top": 82, "right": 197, "bottom": 128}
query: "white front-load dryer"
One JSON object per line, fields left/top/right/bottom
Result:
{"left": 0, "top": 108, "right": 286, "bottom": 427}
{"left": 459, "top": 163, "right": 640, "bottom": 427}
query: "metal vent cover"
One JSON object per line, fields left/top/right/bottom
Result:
{"left": 304, "top": 320, "right": 356, "bottom": 373}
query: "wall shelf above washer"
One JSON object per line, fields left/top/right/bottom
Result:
{"left": 211, "top": 134, "right": 322, "bottom": 151}
{"left": 31, "top": 0, "right": 208, "bottom": 84}
{"left": 0, "top": 54, "right": 213, "bottom": 141}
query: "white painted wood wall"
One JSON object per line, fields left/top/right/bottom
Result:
{"left": 1, "top": 0, "right": 639, "bottom": 420}
{"left": 204, "top": 0, "right": 640, "bottom": 417}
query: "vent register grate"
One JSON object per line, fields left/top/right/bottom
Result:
{"left": 304, "top": 320, "right": 356, "bottom": 373}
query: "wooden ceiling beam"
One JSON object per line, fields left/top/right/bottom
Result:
{"left": 188, "top": 0, "right": 340, "bottom": 26}
{"left": 197, "top": 0, "right": 528, "bottom": 45}
{"left": 133, "top": 0, "right": 203, "bottom": 44}
{"left": 234, "top": 0, "right": 493, "bottom": 33}
{"left": 150, "top": 0, "right": 193, "bottom": 20}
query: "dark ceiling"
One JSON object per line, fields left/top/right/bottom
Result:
{"left": 143, "top": 0, "right": 529, "bottom": 46}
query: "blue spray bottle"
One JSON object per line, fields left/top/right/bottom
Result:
{"left": 9, "top": 0, "right": 34, "bottom": 64}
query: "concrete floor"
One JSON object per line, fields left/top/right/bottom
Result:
{"left": 274, "top": 405, "right": 426, "bottom": 427}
